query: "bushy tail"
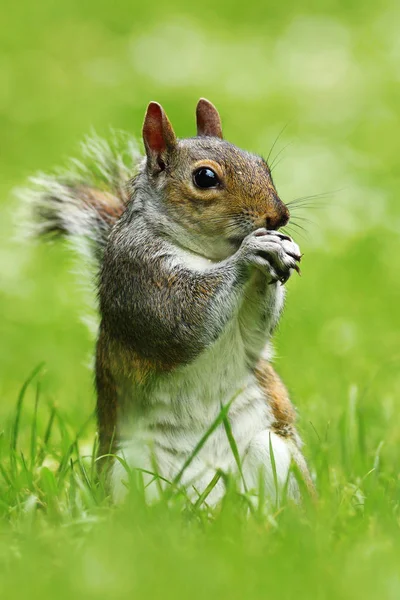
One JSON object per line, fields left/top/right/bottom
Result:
{"left": 22, "top": 131, "right": 142, "bottom": 267}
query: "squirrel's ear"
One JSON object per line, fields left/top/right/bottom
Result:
{"left": 196, "top": 98, "right": 223, "bottom": 139}
{"left": 142, "top": 102, "right": 176, "bottom": 172}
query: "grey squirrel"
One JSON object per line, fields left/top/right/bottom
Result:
{"left": 29, "top": 98, "right": 314, "bottom": 503}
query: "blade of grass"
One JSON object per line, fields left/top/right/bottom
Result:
{"left": 11, "top": 363, "right": 45, "bottom": 471}
{"left": 90, "top": 432, "right": 99, "bottom": 482}
{"left": 38, "top": 402, "right": 56, "bottom": 465}
{"left": 0, "top": 462, "right": 12, "bottom": 487}
{"left": 269, "top": 432, "right": 279, "bottom": 509}
{"left": 57, "top": 411, "right": 94, "bottom": 476}
{"left": 257, "top": 464, "right": 266, "bottom": 519}
{"left": 193, "top": 471, "right": 222, "bottom": 510}
{"left": 222, "top": 407, "right": 248, "bottom": 493}
{"left": 19, "top": 450, "right": 34, "bottom": 489}
{"left": 73, "top": 441, "right": 95, "bottom": 496}
{"left": 149, "top": 445, "right": 164, "bottom": 500}
{"left": 30, "top": 382, "right": 40, "bottom": 469}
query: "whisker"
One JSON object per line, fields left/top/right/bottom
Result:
{"left": 287, "top": 221, "right": 308, "bottom": 233}
{"left": 289, "top": 192, "right": 331, "bottom": 204}
{"left": 281, "top": 227, "right": 291, "bottom": 238}
{"left": 287, "top": 202, "right": 329, "bottom": 211}
{"left": 269, "top": 156, "right": 287, "bottom": 173}
{"left": 289, "top": 203, "right": 327, "bottom": 211}
{"left": 265, "top": 122, "right": 291, "bottom": 166}
{"left": 269, "top": 142, "right": 292, "bottom": 172}
{"left": 283, "top": 225, "right": 308, "bottom": 242}
{"left": 290, "top": 215, "right": 317, "bottom": 226}
{"left": 287, "top": 187, "right": 345, "bottom": 207}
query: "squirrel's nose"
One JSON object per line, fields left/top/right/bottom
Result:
{"left": 266, "top": 206, "right": 290, "bottom": 230}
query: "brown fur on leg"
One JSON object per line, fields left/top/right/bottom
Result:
{"left": 254, "top": 360, "right": 317, "bottom": 500}
{"left": 254, "top": 360, "right": 296, "bottom": 437}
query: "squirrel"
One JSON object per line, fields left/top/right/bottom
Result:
{"left": 28, "top": 98, "right": 314, "bottom": 504}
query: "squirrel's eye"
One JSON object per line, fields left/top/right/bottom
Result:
{"left": 193, "top": 168, "right": 220, "bottom": 189}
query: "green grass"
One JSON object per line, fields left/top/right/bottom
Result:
{"left": 1, "top": 0, "right": 400, "bottom": 597}
{"left": 1, "top": 365, "right": 400, "bottom": 599}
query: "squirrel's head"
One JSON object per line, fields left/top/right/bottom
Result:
{"left": 141, "top": 99, "right": 290, "bottom": 260}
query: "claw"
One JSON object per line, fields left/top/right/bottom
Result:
{"left": 293, "top": 264, "right": 301, "bottom": 276}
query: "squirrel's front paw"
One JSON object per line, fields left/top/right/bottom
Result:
{"left": 240, "top": 229, "right": 302, "bottom": 284}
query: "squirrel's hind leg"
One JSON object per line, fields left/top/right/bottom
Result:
{"left": 252, "top": 360, "right": 316, "bottom": 501}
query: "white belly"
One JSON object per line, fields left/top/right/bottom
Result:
{"left": 111, "top": 422, "right": 294, "bottom": 506}
{"left": 110, "top": 317, "right": 295, "bottom": 505}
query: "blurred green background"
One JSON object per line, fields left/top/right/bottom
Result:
{"left": 1, "top": 0, "right": 400, "bottom": 597}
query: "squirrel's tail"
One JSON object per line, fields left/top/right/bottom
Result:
{"left": 21, "top": 131, "right": 142, "bottom": 268}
